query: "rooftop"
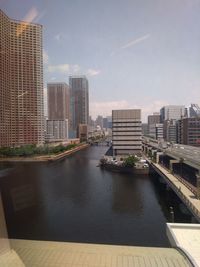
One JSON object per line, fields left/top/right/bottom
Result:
{"left": 167, "top": 223, "right": 200, "bottom": 267}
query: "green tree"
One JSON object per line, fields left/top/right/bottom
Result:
{"left": 123, "top": 155, "right": 139, "bottom": 167}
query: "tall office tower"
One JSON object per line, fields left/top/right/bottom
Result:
{"left": 69, "top": 76, "right": 89, "bottom": 138}
{"left": 147, "top": 113, "right": 160, "bottom": 138}
{"left": 189, "top": 104, "right": 200, "bottom": 118}
{"left": 112, "top": 109, "right": 142, "bottom": 156}
{"left": 47, "top": 83, "right": 69, "bottom": 120}
{"left": 0, "top": 9, "right": 44, "bottom": 147}
{"left": 160, "top": 105, "right": 185, "bottom": 122}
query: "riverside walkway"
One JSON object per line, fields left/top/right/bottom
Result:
{"left": 146, "top": 158, "right": 200, "bottom": 222}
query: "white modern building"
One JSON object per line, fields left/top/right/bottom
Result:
{"left": 112, "top": 109, "right": 142, "bottom": 156}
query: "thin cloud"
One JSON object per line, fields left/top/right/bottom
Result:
{"left": 48, "top": 64, "right": 70, "bottom": 73}
{"left": 111, "top": 34, "right": 150, "bottom": 56}
{"left": 87, "top": 69, "right": 101, "bottom": 77}
{"left": 54, "top": 33, "right": 68, "bottom": 42}
{"left": 47, "top": 64, "right": 81, "bottom": 74}
{"left": 121, "top": 34, "right": 150, "bottom": 49}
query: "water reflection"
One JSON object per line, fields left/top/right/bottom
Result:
{"left": 112, "top": 174, "right": 142, "bottom": 214}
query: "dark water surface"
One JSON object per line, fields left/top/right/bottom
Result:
{"left": 0, "top": 146, "right": 192, "bottom": 247}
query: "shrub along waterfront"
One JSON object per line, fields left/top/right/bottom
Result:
{"left": 123, "top": 155, "right": 139, "bottom": 167}
{"left": 0, "top": 144, "right": 77, "bottom": 157}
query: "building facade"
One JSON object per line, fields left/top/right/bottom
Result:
{"left": 46, "top": 120, "right": 68, "bottom": 142}
{"left": 163, "top": 119, "right": 177, "bottom": 143}
{"left": 147, "top": 113, "right": 160, "bottom": 138}
{"left": 112, "top": 109, "right": 142, "bottom": 156}
{"left": 47, "top": 83, "right": 70, "bottom": 121}
{"left": 77, "top": 124, "right": 88, "bottom": 142}
{"left": 0, "top": 9, "right": 44, "bottom": 147}
{"left": 160, "top": 105, "right": 185, "bottom": 122}
{"left": 142, "top": 123, "right": 148, "bottom": 136}
{"left": 177, "top": 118, "right": 200, "bottom": 147}
{"left": 69, "top": 76, "right": 89, "bottom": 138}
{"left": 155, "top": 123, "right": 164, "bottom": 140}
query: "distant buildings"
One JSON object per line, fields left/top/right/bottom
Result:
{"left": 95, "top": 115, "right": 104, "bottom": 130}
{"left": 0, "top": 9, "right": 44, "bottom": 147}
{"left": 163, "top": 119, "right": 177, "bottom": 143}
{"left": 147, "top": 113, "right": 161, "bottom": 138}
{"left": 160, "top": 105, "right": 185, "bottom": 122}
{"left": 155, "top": 123, "right": 163, "bottom": 140}
{"left": 112, "top": 109, "right": 142, "bottom": 155}
{"left": 142, "top": 123, "right": 148, "bottom": 136}
{"left": 69, "top": 76, "right": 89, "bottom": 138}
{"left": 146, "top": 104, "right": 200, "bottom": 147}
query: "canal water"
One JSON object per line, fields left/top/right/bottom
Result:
{"left": 0, "top": 146, "right": 192, "bottom": 247}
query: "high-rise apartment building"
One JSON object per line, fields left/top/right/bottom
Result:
{"left": 69, "top": 76, "right": 89, "bottom": 137}
{"left": 0, "top": 9, "right": 44, "bottom": 147}
{"left": 160, "top": 105, "right": 185, "bottom": 122}
{"left": 47, "top": 83, "right": 70, "bottom": 120}
{"left": 47, "top": 83, "right": 69, "bottom": 141}
{"left": 112, "top": 109, "right": 142, "bottom": 155}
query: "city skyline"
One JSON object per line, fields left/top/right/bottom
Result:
{"left": 1, "top": 0, "right": 200, "bottom": 121}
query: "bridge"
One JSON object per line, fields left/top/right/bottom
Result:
{"left": 142, "top": 138, "right": 200, "bottom": 222}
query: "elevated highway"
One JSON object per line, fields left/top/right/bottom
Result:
{"left": 145, "top": 157, "right": 200, "bottom": 222}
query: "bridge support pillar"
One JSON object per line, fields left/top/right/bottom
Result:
{"left": 156, "top": 152, "right": 163, "bottom": 164}
{"left": 196, "top": 171, "right": 200, "bottom": 200}
{"left": 151, "top": 149, "right": 157, "bottom": 162}
{"left": 169, "top": 159, "right": 179, "bottom": 173}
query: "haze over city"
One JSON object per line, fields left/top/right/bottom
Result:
{"left": 2, "top": 0, "right": 200, "bottom": 121}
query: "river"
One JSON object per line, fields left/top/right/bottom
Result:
{"left": 0, "top": 145, "right": 192, "bottom": 247}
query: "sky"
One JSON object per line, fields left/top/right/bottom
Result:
{"left": 1, "top": 0, "right": 200, "bottom": 121}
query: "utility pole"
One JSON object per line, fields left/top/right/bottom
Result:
{"left": 170, "top": 206, "right": 174, "bottom": 223}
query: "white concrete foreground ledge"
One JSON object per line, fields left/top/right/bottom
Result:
{"left": 167, "top": 223, "right": 200, "bottom": 267}
{"left": 7, "top": 239, "right": 193, "bottom": 267}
